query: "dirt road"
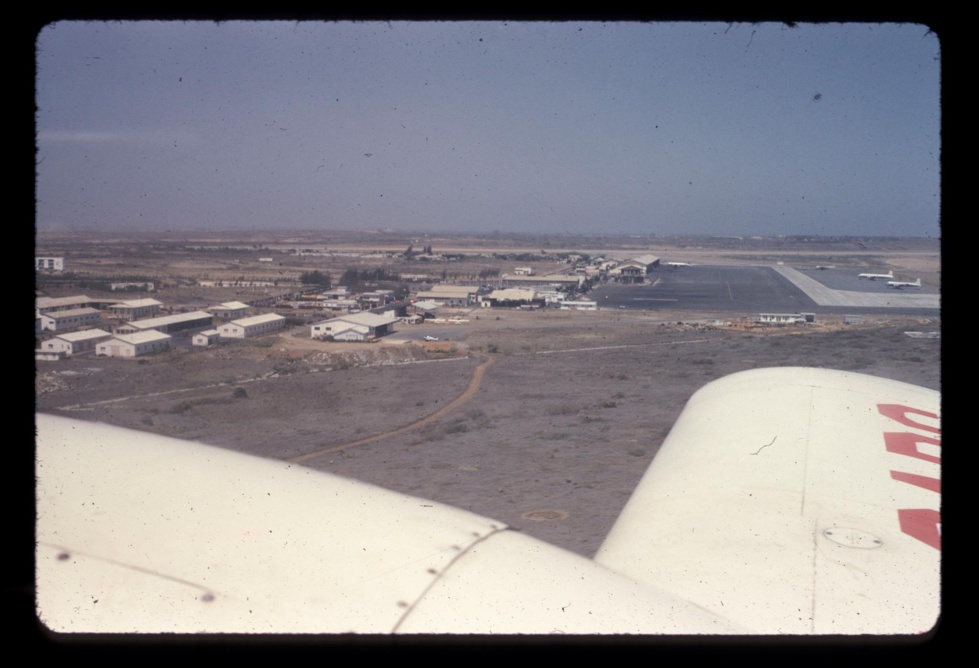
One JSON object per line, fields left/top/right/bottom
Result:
{"left": 287, "top": 354, "right": 494, "bottom": 463}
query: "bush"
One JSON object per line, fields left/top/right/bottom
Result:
{"left": 233, "top": 387, "right": 248, "bottom": 399}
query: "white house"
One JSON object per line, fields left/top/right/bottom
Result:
{"left": 192, "top": 329, "right": 221, "bottom": 346}
{"left": 96, "top": 331, "right": 172, "bottom": 357}
{"left": 218, "top": 313, "right": 286, "bottom": 339}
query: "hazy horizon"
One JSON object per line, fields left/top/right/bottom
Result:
{"left": 36, "top": 21, "right": 941, "bottom": 238}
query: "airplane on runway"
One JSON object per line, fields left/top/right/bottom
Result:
{"left": 814, "top": 265, "right": 835, "bottom": 270}
{"left": 887, "top": 278, "right": 922, "bottom": 289}
{"left": 36, "top": 368, "right": 940, "bottom": 635}
{"left": 858, "top": 270, "right": 894, "bottom": 280}
{"left": 666, "top": 261, "right": 694, "bottom": 267}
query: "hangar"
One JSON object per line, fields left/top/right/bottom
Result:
{"left": 115, "top": 311, "right": 214, "bottom": 335}
{"left": 311, "top": 312, "right": 397, "bottom": 342}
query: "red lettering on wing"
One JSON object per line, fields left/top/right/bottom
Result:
{"left": 877, "top": 404, "right": 940, "bottom": 435}
{"left": 879, "top": 403, "right": 941, "bottom": 551}
{"left": 890, "top": 470, "right": 941, "bottom": 494}
{"left": 897, "top": 509, "right": 941, "bottom": 550}
{"left": 883, "top": 432, "right": 941, "bottom": 464}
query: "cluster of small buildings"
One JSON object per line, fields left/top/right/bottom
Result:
{"left": 36, "top": 295, "right": 286, "bottom": 360}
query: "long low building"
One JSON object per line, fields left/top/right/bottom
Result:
{"left": 39, "top": 307, "right": 103, "bottom": 332}
{"left": 40, "top": 328, "right": 112, "bottom": 356}
{"left": 209, "top": 301, "right": 251, "bottom": 319}
{"left": 413, "top": 285, "right": 480, "bottom": 307}
{"left": 218, "top": 313, "right": 286, "bottom": 339}
{"left": 36, "top": 295, "right": 98, "bottom": 314}
{"left": 115, "top": 311, "right": 214, "bottom": 335}
{"left": 108, "top": 298, "right": 164, "bottom": 320}
{"left": 311, "top": 312, "right": 397, "bottom": 342}
{"left": 96, "top": 331, "right": 172, "bottom": 357}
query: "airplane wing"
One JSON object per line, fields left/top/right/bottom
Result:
{"left": 36, "top": 367, "right": 939, "bottom": 634}
{"left": 35, "top": 414, "right": 740, "bottom": 634}
{"left": 595, "top": 367, "right": 940, "bottom": 634}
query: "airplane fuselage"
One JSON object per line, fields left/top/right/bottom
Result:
{"left": 858, "top": 271, "right": 894, "bottom": 280}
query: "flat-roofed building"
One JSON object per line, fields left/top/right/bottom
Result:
{"left": 758, "top": 313, "right": 815, "bottom": 325}
{"left": 209, "top": 301, "right": 250, "bottom": 320}
{"left": 218, "top": 313, "right": 286, "bottom": 339}
{"left": 413, "top": 285, "right": 480, "bottom": 307}
{"left": 499, "top": 274, "right": 583, "bottom": 289}
{"left": 39, "top": 307, "right": 103, "bottom": 332}
{"left": 478, "top": 288, "right": 543, "bottom": 308}
{"left": 36, "top": 295, "right": 98, "bottom": 315}
{"left": 96, "top": 331, "right": 172, "bottom": 357}
{"left": 40, "top": 328, "right": 112, "bottom": 356}
{"left": 311, "top": 312, "right": 397, "bottom": 342}
{"left": 192, "top": 329, "right": 221, "bottom": 346}
{"left": 115, "top": 311, "right": 214, "bottom": 335}
{"left": 108, "top": 298, "right": 163, "bottom": 320}
{"left": 560, "top": 300, "right": 598, "bottom": 310}
{"left": 36, "top": 257, "right": 65, "bottom": 272}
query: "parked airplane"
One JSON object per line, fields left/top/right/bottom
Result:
{"left": 858, "top": 270, "right": 894, "bottom": 280}
{"left": 887, "top": 278, "right": 922, "bottom": 289}
{"left": 423, "top": 335, "right": 440, "bottom": 341}
{"left": 814, "top": 265, "right": 835, "bottom": 270}
{"left": 36, "top": 367, "right": 940, "bottom": 635}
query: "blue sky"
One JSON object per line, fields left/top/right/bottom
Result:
{"left": 35, "top": 21, "right": 940, "bottom": 237}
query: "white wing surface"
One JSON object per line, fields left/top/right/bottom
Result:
{"left": 595, "top": 367, "right": 940, "bottom": 634}
{"left": 35, "top": 414, "right": 738, "bottom": 634}
{"left": 36, "top": 367, "right": 939, "bottom": 634}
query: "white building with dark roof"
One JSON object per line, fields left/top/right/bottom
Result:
{"left": 218, "top": 313, "right": 286, "bottom": 339}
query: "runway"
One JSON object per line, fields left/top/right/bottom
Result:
{"left": 590, "top": 265, "right": 939, "bottom": 316}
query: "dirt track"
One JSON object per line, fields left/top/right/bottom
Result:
{"left": 288, "top": 354, "right": 494, "bottom": 463}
